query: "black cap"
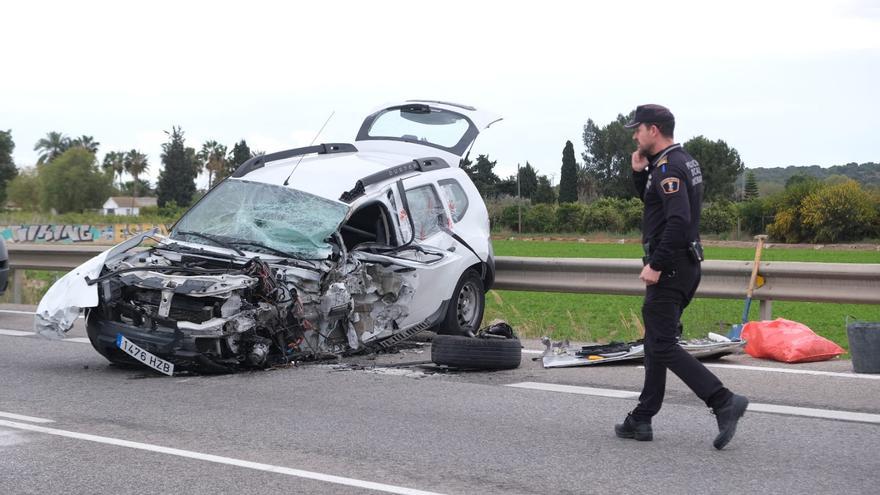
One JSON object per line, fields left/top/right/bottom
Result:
{"left": 624, "top": 104, "right": 674, "bottom": 129}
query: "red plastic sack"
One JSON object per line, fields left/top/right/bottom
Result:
{"left": 741, "top": 318, "right": 844, "bottom": 363}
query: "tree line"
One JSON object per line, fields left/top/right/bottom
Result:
{"left": 459, "top": 110, "right": 879, "bottom": 242}
{"left": 3, "top": 114, "right": 878, "bottom": 242}
{"left": 0, "top": 128, "right": 257, "bottom": 215}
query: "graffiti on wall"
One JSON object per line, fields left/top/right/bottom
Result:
{"left": 1, "top": 224, "right": 170, "bottom": 244}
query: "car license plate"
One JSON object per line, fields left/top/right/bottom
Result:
{"left": 116, "top": 334, "right": 174, "bottom": 376}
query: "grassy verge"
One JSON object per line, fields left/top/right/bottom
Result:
{"left": 484, "top": 290, "right": 877, "bottom": 352}
{"left": 485, "top": 240, "right": 879, "bottom": 352}
{"left": 492, "top": 239, "right": 880, "bottom": 263}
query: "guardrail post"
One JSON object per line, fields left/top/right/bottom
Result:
{"left": 759, "top": 299, "right": 773, "bottom": 321}
{"left": 12, "top": 268, "right": 24, "bottom": 304}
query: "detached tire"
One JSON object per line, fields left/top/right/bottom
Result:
{"left": 431, "top": 335, "right": 521, "bottom": 370}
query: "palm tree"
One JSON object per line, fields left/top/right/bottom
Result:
{"left": 70, "top": 135, "right": 100, "bottom": 154}
{"left": 197, "top": 140, "right": 228, "bottom": 188}
{"left": 102, "top": 151, "right": 127, "bottom": 188}
{"left": 34, "top": 131, "right": 70, "bottom": 164}
{"left": 124, "top": 149, "right": 149, "bottom": 197}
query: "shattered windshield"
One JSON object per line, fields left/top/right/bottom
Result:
{"left": 171, "top": 179, "right": 348, "bottom": 259}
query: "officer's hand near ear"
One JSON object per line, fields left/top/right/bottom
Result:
{"left": 632, "top": 150, "right": 649, "bottom": 172}
{"left": 639, "top": 264, "right": 661, "bottom": 285}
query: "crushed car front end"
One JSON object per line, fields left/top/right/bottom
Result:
{"left": 38, "top": 178, "right": 440, "bottom": 373}
{"left": 36, "top": 100, "right": 500, "bottom": 375}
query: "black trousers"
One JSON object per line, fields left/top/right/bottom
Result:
{"left": 631, "top": 258, "right": 732, "bottom": 422}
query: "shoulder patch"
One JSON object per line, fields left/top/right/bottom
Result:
{"left": 660, "top": 177, "right": 680, "bottom": 194}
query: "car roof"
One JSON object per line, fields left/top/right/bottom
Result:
{"left": 237, "top": 145, "right": 449, "bottom": 202}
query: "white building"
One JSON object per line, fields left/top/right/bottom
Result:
{"left": 101, "top": 196, "right": 158, "bottom": 216}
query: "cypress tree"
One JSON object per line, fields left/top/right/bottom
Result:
{"left": 744, "top": 171, "right": 759, "bottom": 200}
{"left": 157, "top": 126, "right": 197, "bottom": 207}
{"left": 558, "top": 140, "right": 578, "bottom": 203}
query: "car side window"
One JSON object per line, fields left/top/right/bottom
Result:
{"left": 438, "top": 179, "right": 469, "bottom": 223}
{"left": 404, "top": 185, "right": 447, "bottom": 240}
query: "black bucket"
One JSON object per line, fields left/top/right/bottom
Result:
{"left": 846, "top": 321, "right": 880, "bottom": 374}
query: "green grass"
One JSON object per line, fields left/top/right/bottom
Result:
{"left": 485, "top": 290, "right": 878, "bottom": 353}
{"left": 486, "top": 240, "right": 880, "bottom": 352}
{"left": 492, "top": 239, "right": 880, "bottom": 263}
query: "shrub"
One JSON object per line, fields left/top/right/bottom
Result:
{"left": 499, "top": 203, "right": 530, "bottom": 231}
{"left": 486, "top": 196, "right": 529, "bottom": 231}
{"left": 584, "top": 198, "right": 625, "bottom": 233}
{"left": 766, "top": 178, "right": 822, "bottom": 242}
{"left": 523, "top": 203, "right": 556, "bottom": 233}
{"left": 620, "top": 197, "right": 643, "bottom": 232}
{"left": 702, "top": 201, "right": 737, "bottom": 234}
{"left": 555, "top": 202, "right": 586, "bottom": 232}
{"left": 800, "top": 179, "right": 878, "bottom": 242}
{"left": 736, "top": 198, "right": 769, "bottom": 236}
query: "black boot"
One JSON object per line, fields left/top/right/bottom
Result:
{"left": 614, "top": 414, "right": 653, "bottom": 441}
{"left": 712, "top": 394, "right": 749, "bottom": 450}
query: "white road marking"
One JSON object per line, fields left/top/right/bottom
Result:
{"left": 0, "top": 309, "right": 39, "bottom": 316}
{"left": 0, "top": 419, "right": 446, "bottom": 495}
{"left": 0, "top": 328, "right": 88, "bottom": 343}
{"left": 506, "top": 382, "right": 640, "bottom": 399}
{"left": 0, "top": 329, "right": 33, "bottom": 337}
{"left": 521, "top": 349, "right": 543, "bottom": 355}
{"left": 747, "top": 403, "right": 880, "bottom": 424}
{"left": 0, "top": 411, "right": 55, "bottom": 423}
{"left": 0, "top": 309, "right": 83, "bottom": 318}
{"left": 704, "top": 363, "right": 880, "bottom": 380}
{"left": 506, "top": 381, "right": 880, "bottom": 425}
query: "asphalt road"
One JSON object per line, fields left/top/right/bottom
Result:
{"left": 1, "top": 304, "right": 878, "bottom": 495}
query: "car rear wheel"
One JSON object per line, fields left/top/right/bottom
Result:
{"left": 435, "top": 269, "right": 485, "bottom": 336}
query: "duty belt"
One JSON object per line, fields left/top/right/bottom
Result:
{"left": 642, "top": 241, "right": 704, "bottom": 265}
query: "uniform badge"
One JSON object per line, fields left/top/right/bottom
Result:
{"left": 660, "top": 177, "right": 680, "bottom": 194}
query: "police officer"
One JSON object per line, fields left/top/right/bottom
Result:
{"left": 614, "top": 104, "right": 748, "bottom": 450}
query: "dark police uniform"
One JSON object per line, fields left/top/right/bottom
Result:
{"left": 630, "top": 143, "right": 733, "bottom": 422}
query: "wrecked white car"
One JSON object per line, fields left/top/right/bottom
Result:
{"left": 36, "top": 101, "right": 502, "bottom": 374}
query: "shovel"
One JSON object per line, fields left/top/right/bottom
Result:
{"left": 729, "top": 235, "right": 767, "bottom": 340}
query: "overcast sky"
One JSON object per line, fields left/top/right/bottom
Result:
{"left": 2, "top": 0, "right": 878, "bottom": 186}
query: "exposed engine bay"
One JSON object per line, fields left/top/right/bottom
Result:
{"left": 85, "top": 241, "right": 424, "bottom": 373}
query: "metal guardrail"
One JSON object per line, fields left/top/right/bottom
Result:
{"left": 8, "top": 245, "right": 880, "bottom": 317}
{"left": 9, "top": 244, "right": 109, "bottom": 271}
{"left": 494, "top": 257, "right": 880, "bottom": 319}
